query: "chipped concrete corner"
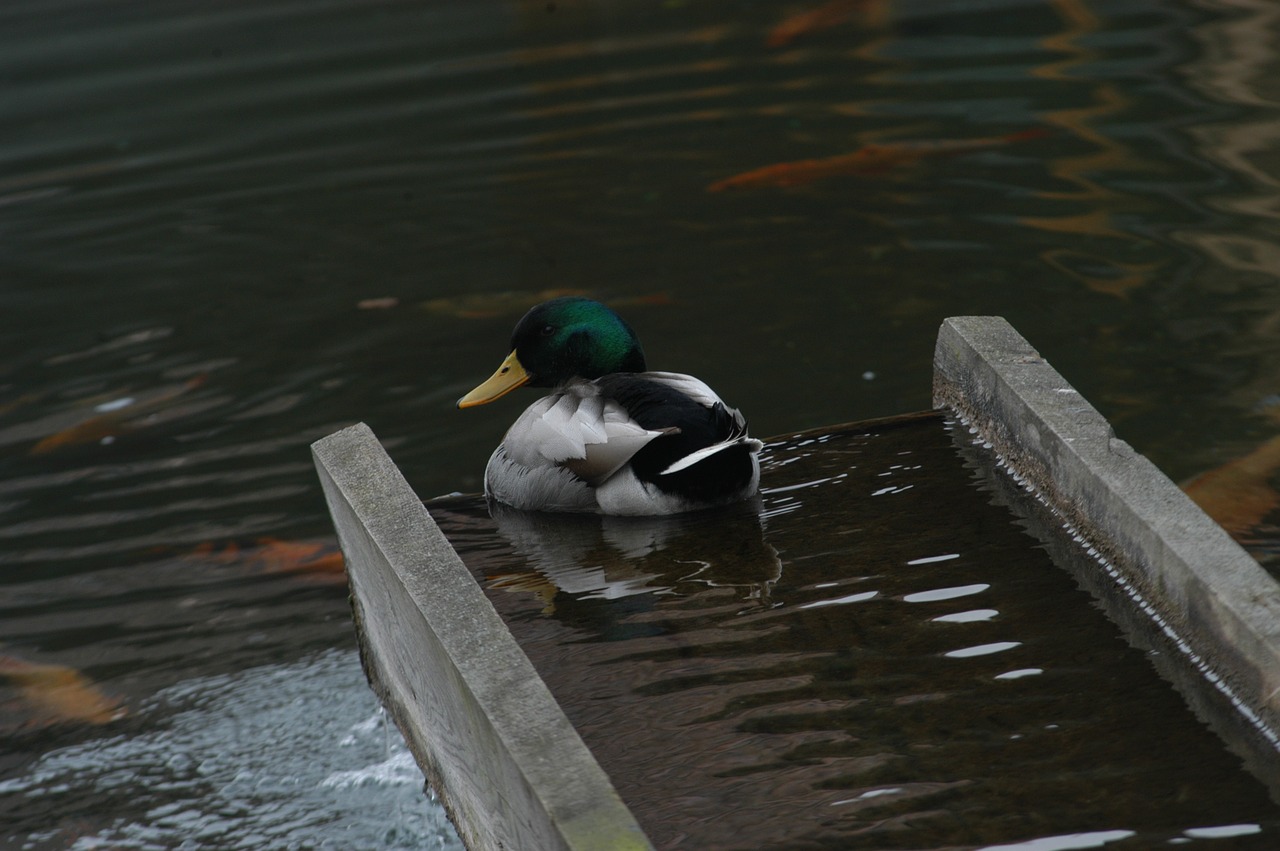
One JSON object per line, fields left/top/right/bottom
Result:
{"left": 933, "top": 316, "right": 1280, "bottom": 748}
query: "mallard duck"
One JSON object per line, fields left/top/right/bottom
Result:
{"left": 457, "top": 297, "right": 762, "bottom": 515}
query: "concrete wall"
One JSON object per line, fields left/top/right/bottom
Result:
{"left": 312, "top": 423, "right": 654, "bottom": 851}
{"left": 933, "top": 316, "right": 1280, "bottom": 749}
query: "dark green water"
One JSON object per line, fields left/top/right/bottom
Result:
{"left": 3, "top": 0, "right": 1280, "bottom": 847}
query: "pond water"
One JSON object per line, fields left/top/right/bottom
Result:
{"left": 4, "top": 0, "right": 1280, "bottom": 847}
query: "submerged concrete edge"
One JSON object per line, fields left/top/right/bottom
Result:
{"left": 311, "top": 423, "right": 654, "bottom": 851}
{"left": 933, "top": 316, "right": 1280, "bottom": 743}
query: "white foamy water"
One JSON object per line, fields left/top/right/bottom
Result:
{"left": 5, "top": 649, "right": 462, "bottom": 851}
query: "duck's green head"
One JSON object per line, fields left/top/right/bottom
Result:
{"left": 457, "top": 297, "right": 647, "bottom": 408}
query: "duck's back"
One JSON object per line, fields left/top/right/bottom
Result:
{"left": 594, "top": 373, "right": 759, "bottom": 504}
{"left": 485, "top": 373, "right": 761, "bottom": 515}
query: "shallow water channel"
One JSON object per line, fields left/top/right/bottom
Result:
{"left": 435, "top": 414, "right": 1280, "bottom": 850}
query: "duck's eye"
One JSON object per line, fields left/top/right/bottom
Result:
{"left": 540, "top": 324, "right": 555, "bottom": 337}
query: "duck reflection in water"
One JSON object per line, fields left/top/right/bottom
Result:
{"left": 431, "top": 498, "right": 783, "bottom": 619}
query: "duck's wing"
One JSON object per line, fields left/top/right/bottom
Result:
{"left": 659, "top": 428, "right": 763, "bottom": 475}
{"left": 641, "top": 371, "right": 728, "bottom": 409}
{"left": 501, "top": 387, "right": 673, "bottom": 485}
{"left": 597, "top": 372, "right": 763, "bottom": 479}
{"left": 641, "top": 372, "right": 759, "bottom": 445}
{"left": 641, "top": 371, "right": 763, "bottom": 473}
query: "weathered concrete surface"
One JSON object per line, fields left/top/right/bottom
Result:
{"left": 934, "top": 316, "right": 1280, "bottom": 742}
{"left": 312, "top": 423, "right": 654, "bottom": 851}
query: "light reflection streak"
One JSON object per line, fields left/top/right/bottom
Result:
{"left": 907, "top": 552, "right": 960, "bottom": 565}
{"left": 903, "top": 583, "right": 989, "bottom": 602}
{"left": 1183, "top": 823, "right": 1262, "bottom": 839}
{"left": 934, "top": 608, "right": 1000, "bottom": 623}
{"left": 799, "top": 589, "right": 878, "bottom": 609}
{"left": 761, "top": 472, "right": 848, "bottom": 494}
{"left": 977, "top": 828, "right": 1136, "bottom": 850}
{"left": 946, "top": 641, "right": 1022, "bottom": 658}
{"left": 996, "top": 668, "right": 1045, "bottom": 680}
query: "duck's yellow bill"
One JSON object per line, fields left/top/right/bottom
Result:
{"left": 457, "top": 350, "right": 531, "bottom": 408}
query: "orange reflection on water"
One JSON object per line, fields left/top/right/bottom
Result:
{"left": 1184, "top": 433, "right": 1280, "bottom": 541}
{"left": 1035, "top": 248, "right": 1161, "bottom": 299}
{"left": 765, "top": 0, "right": 888, "bottom": 49}
{"left": 187, "top": 537, "right": 347, "bottom": 585}
{"left": 707, "top": 129, "right": 1047, "bottom": 192}
{"left": 28, "top": 375, "right": 208, "bottom": 456}
{"left": 0, "top": 653, "right": 127, "bottom": 730}
{"left": 1022, "top": 0, "right": 1161, "bottom": 298}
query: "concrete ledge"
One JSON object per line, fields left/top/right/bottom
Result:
{"left": 311, "top": 423, "right": 653, "bottom": 851}
{"left": 933, "top": 316, "right": 1280, "bottom": 744}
